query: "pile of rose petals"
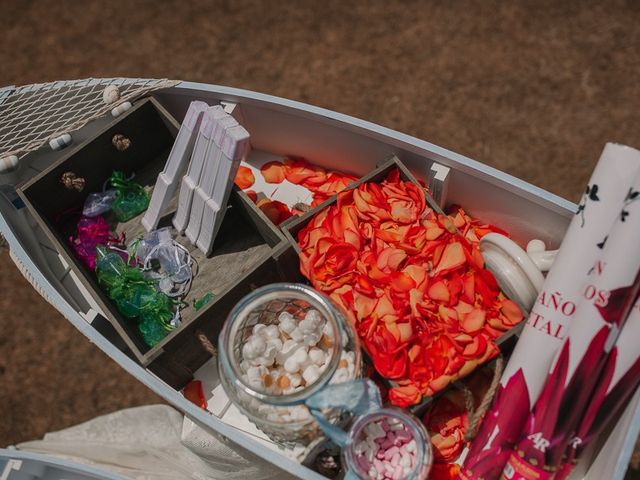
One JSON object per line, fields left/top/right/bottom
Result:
{"left": 297, "top": 170, "right": 523, "bottom": 407}
{"left": 421, "top": 365, "right": 495, "bottom": 479}
{"left": 234, "top": 157, "right": 358, "bottom": 225}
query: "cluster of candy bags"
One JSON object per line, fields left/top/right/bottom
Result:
{"left": 95, "top": 245, "right": 177, "bottom": 346}
{"left": 69, "top": 171, "right": 182, "bottom": 347}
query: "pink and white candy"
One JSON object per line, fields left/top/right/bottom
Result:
{"left": 354, "top": 418, "right": 417, "bottom": 480}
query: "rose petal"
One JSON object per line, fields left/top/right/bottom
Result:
{"left": 432, "top": 242, "right": 466, "bottom": 276}
{"left": 501, "top": 299, "right": 524, "bottom": 326}
{"left": 244, "top": 190, "right": 257, "bottom": 203}
{"left": 391, "top": 271, "right": 416, "bottom": 292}
{"left": 461, "top": 309, "right": 486, "bottom": 333}
{"left": 389, "top": 384, "right": 422, "bottom": 407}
{"left": 462, "top": 334, "right": 488, "bottom": 358}
{"left": 234, "top": 166, "right": 255, "bottom": 189}
{"left": 183, "top": 380, "right": 207, "bottom": 409}
{"left": 257, "top": 199, "right": 292, "bottom": 225}
{"left": 260, "top": 160, "right": 286, "bottom": 183}
{"left": 428, "top": 280, "right": 450, "bottom": 303}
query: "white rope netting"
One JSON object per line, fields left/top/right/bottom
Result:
{"left": 0, "top": 77, "right": 180, "bottom": 159}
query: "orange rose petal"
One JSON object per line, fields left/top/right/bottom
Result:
{"left": 487, "top": 316, "right": 510, "bottom": 331}
{"left": 389, "top": 384, "right": 422, "bottom": 407}
{"left": 235, "top": 166, "right": 255, "bottom": 189}
{"left": 462, "top": 334, "right": 487, "bottom": 358}
{"left": 397, "top": 323, "right": 413, "bottom": 342}
{"left": 461, "top": 309, "right": 486, "bottom": 333}
{"left": 454, "top": 301, "right": 474, "bottom": 317}
{"left": 260, "top": 161, "right": 286, "bottom": 184}
{"left": 428, "top": 281, "right": 450, "bottom": 303}
{"left": 432, "top": 242, "right": 466, "bottom": 276}
{"left": 501, "top": 299, "right": 524, "bottom": 325}
{"left": 390, "top": 271, "right": 416, "bottom": 292}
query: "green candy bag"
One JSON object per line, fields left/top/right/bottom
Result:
{"left": 108, "top": 171, "right": 150, "bottom": 222}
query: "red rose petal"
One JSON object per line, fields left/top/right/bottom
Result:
{"left": 183, "top": 380, "right": 207, "bottom": 409}
{"left": 244, "top": 190, "right": 258, "bottom": 202}
{"left": 257, "top": 199, "right": 292, "bottom": 225}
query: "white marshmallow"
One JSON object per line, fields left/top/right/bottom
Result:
{"left": 267, "top": 337, "right": 282, "bottom": 353}
{"left": 289, "top": 373, "right": 302, "bottom": 388}
{"left": 278, "top": 312, "right": 297, "bottom": 334}
{"left": 263, "top": 324, "right": 280, "bottom": 339}
{"left": 242, "top": 336, "right": 266, "bottom": 360}
{"left": 292, "top": 347, "right": 309, "bottom": 365}
{"left": 305, "top": 309, "right": 324, "bottom": 325}
{"left": 252, "top": 324, "right": 267, "bottom": 336}
{"left": 322, "top": 321, "right": 335, "bottom": 339}
{"left": 406, "top": 439, "right": 417, "bottom": 453}
{"left": 290, "top": 327, "right": 304, "bottom": 342}
{"left": 275, "top": 339, "right": 300, "bottom": 364}
{"left": 302, "top": 364, "right": 321, "bottom": 385}
{"left": 308, "top": 348, "right": 326, "bottom": 366}
{"left": 330, "top": 369, "right": 349, "bottom": 384}
{"left": 299, "top": 317, "right": 319, "bottom": 333}
{"left": 246, "top": 365, "right": 267, "bottom": 380}
{"left": 245, "top": 365, "right": 268, "bottom": 390}
{"left": 284, "top": 356, "right": 300, "bottom": 374}
{"left": 283, "top": 347, "right": 309, "bottom": 374}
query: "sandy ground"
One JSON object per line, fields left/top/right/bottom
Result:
{"left": 1, "top": 0, "right": 640, "bottom": 475}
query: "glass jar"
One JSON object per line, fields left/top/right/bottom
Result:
{"left": 218, "top": 283, "right": 361, "bottom": 447}
{"left": 342, "top": 408, "right": 433, "bottom": 480}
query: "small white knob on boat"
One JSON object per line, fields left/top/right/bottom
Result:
{"left": 49, "top": 133, "right": 72, "bottom": 151}
{"left": 111, "top": 101, "right": 132, "bottom": 117}
{"left": 479, "top": 233, "right": 546, "bottom": 311}
{"left": 0, "top": 155, "right": 19, "bottom": 173}
{"left": 102, "top": 85, "right": 120, "bottom": 104}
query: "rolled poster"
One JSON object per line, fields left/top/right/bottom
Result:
{"left": 459, "top": 143, "right": 640, "bottom": 480}
{"left": 501, "top": 169, "right": 640, "bottom": 479}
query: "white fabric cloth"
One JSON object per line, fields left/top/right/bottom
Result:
{"left": 18, "top": 405, "right": 293, "bottom": 480}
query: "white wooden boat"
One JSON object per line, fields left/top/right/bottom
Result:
{"left": 0, "top": 78, "right": 637, "bottom": 479}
